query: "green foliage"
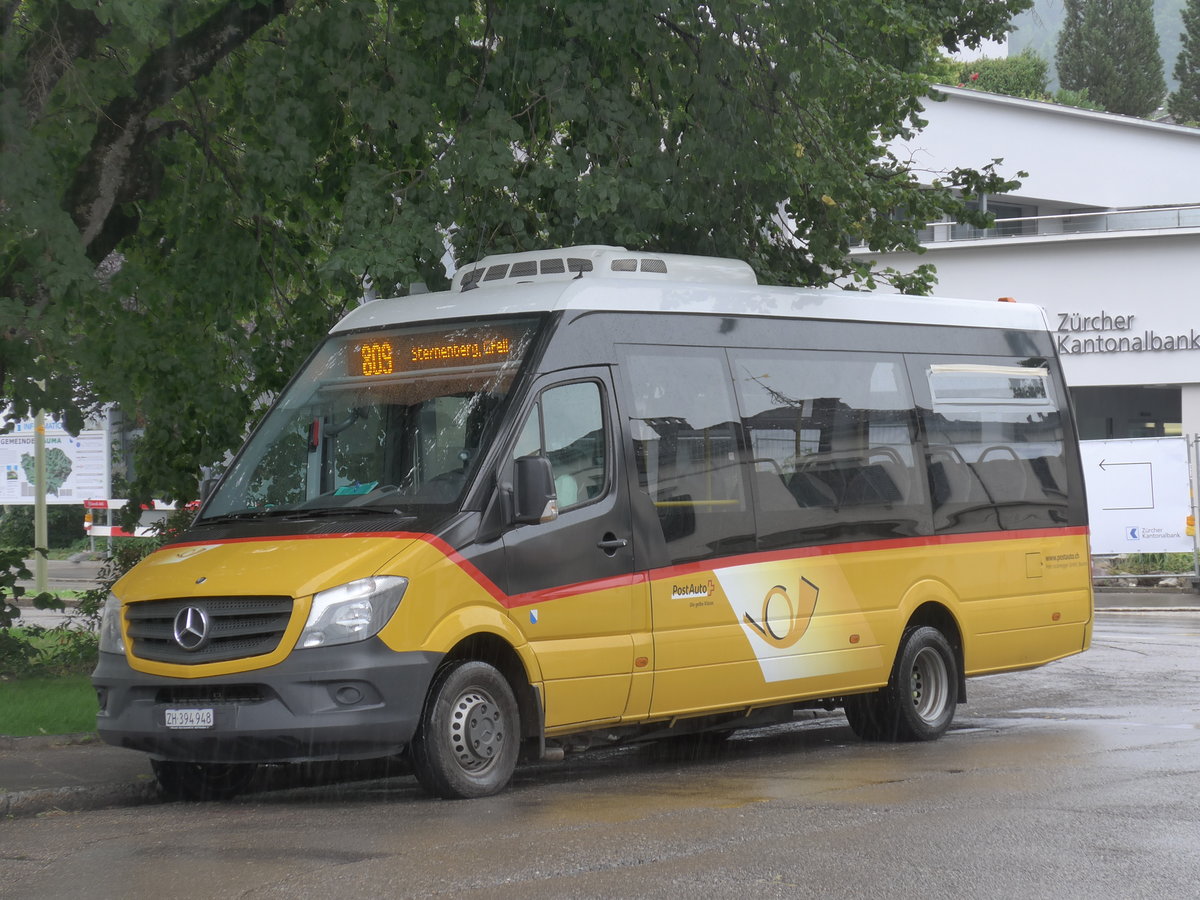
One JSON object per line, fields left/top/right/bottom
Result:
{"left": 0, "top": 505, "right": 86, "bottom": 549}
{"left": 0, "top": 626, "right": 98, "bottom": 679}
{"left": 1051, "top": 87, "right": 1105, "bottom": 110}
{"left": 73, "top": 506, "right": 199, "bottom": 633}
{"left": 956, "top": 49, "right": 1050, "bottom": 96}
{"left": 1057, "top": 0, "right": 1167, "bottom": 117}
{"left": 0, "top": 546, "right": 65, "bottom": 675}
{"left": 932, "top": 48, "right": 1104, "bottom": 109}
{"left": 3, "top": 0, "right": 1030, "bottom": 504}
{"left": 0, "top": 546, "right": 63, "bottom": 626}
{"left": 1168, "top": 0, "right": 1200, "bottom": 122}
{"left": 1107, "top": 552, "right": 1195, "bottom": 574}
{"left": 0, "top": 508, "right": 193, "bottom": 676}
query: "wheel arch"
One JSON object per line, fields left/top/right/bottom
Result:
{"left": 443, "top": 632, "right": 542, "bottom": 745}
{"left": 900, "top": 585, "right": 968, "bottom": 704}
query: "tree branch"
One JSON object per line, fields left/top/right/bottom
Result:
{"left": 64, "top": 0, "right": 294, "bottom": 262}
{"left": 13, "top": 0, "right": 110, "bottom": 125}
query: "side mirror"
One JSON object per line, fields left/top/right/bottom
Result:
{"left": 512, "top": 456, "right": 558, "bottom": 524}
{"left": 199, "top": 474, "right": 221, "bottom": 503}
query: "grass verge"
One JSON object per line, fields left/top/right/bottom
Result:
{"left": 0, "top": 674, "right": 97, "bottom": 736}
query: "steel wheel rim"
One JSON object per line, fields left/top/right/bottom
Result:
{"left": 448, "top": 687, "right": 506, "bottom": 774}
{"left": 910, "top": 646, "right": 950, "bottom": 723}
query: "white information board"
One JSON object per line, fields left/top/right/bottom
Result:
{"left": 1079, "top": 436, "right": 1193, "bottom": 555}
{"left": 0, "top": 418, "right": 109, "bottom": 505}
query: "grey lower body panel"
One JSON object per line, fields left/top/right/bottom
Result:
{"left": 92, "top": 640, "right": 441, "bottom": 764}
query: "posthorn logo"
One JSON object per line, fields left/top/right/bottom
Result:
{"left": 173, "top": 606, "right": 211, "bottom": 651}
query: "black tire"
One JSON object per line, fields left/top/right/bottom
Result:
{"left": 846, "top": 625, "right": 957, "bottom": 742}
{"left": 409, "top": 660, "right": 521, "bottom": 800}
{"left": 843, "top": 692, "right": 887, "bottom": 741}
{"left": 151, "top": 759, "right": 258, "bottom": 802}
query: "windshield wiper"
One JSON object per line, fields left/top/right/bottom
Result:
{"left": 198, "top": 502, "right": 412, "bottom": 526}
{"left": 292, "top": 505, "right": 410, "bottom": 518}
{"left": 196, "top": 509, "right": 294, "bottom": 524}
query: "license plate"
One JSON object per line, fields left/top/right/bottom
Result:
{"left": 164, "top": 708, "right": 214, "bottom": 729}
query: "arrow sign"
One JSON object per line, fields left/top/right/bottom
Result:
{"left": 1095, "top": 459, "right": 1154, "bottom": 510}
{"left": 1081, "top": 437, "right": 1191, "bottom": 555}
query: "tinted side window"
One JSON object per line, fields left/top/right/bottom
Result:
{"left": 913, "top": 359, "right": 1069, "bottom": 533}
{"left": 730, "top": 349, "right": 926, "bottom": 549}
{"left": 622, "top": 347, "right": 754, "bottom": 564}
{"left": 513, "top": 381, "right": 607, "bottom": 510}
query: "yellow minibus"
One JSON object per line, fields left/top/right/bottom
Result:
{"left": 93, "top": 245, "right": 1093, "bottom": 800}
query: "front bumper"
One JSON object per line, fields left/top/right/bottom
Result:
{"left": 92, "top": 639, "right": 441, "bottom": 764}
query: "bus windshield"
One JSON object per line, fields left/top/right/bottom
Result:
{"left": 200, "top": 318, "right": 541, "bottom": 521}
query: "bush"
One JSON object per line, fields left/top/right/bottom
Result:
{"left": 1107, "top": 553, "right": 1195, "bottom": 576}
{"left": 1051, "top": 87, "right": 1104, "bottom": 111}
{"left": 947, "top": 51, "right": 1103, "bottom": 112}
{"left": 0, "top": 505, "right": 86, "bottom": 549}
{"left": 0, "top": 546, "right": 66, "bottom": 676}
{"left": 0, "top": 626, "right": 98, "bottom": 679}
{"left": 957, "top": 49, "right": 1048, "bottom": 97}
{"left": 0, "top": 506, "right": 197, "bottom": 677}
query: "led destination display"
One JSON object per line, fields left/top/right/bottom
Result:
{"left": 348, "top": 324, "right": 528, "bottom": 377}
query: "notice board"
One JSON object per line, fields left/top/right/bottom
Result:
{"left": 1079, "top": 436, "right": 1193, "bottom": 555}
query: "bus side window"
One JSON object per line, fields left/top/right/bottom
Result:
{"left": 512, "top": 382, "right": 607, "bottom": 511}
{"left": 620, "top": 347, "right": 755, "bottom": 564}
{"left": 917, "top": 360, "right": 1068, "bottom": 533}
{"left": 730, "top": 348, "right": 925, "bottom": 549}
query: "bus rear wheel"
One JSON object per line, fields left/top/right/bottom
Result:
{"left": 410, "top": 659, "right": 520, "bottom": 799}
{"left": 845, "top": 625, "right": 957, "bottom": 742}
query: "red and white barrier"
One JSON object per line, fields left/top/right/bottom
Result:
{"left": 85, "top": 524, "right": 158, "bottom": 538}
{"left": 83, "top": 499, "right": 178, "bottom": 511}
{"left": 84, "top": 499, "right": 181, "bottom": 539}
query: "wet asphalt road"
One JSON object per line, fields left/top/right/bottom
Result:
{"left": 3, "top": 609, "right": 1199, "bottom": 899}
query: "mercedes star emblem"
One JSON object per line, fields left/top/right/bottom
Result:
{"left": 173, "top": 606, "right": 211, "bottom": 651}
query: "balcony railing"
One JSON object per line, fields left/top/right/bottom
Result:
{"left": 913, "top": 204, "right": 1200, "bottom": 244}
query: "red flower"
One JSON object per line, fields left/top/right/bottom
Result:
{"left": 970, "top": 72, "right": 980, "bottom": 82}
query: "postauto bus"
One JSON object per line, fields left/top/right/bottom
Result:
{"left": 93, "top": 246, "right": 1093, "bottom": 800}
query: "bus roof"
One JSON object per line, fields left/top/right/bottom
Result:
{"left": 331, "top": 246, "right": 1050, "bottom": 336}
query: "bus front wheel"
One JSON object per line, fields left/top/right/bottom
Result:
{"left": 410, "top": 659, "right": 520, "bottom": 799}
{"left": 845, "top": 625, "right": 957, "bottom": 742}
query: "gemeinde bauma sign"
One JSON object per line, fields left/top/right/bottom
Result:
{"left": 0, "top": 418, "right": 107, "bottom": 505}
{"left": 1056, "top": 310, "right": 1200, "bottom": 355}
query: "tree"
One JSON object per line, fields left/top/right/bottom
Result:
{"left": 1169, "top": 0, "right": 1200, "bottom": 121}
{"left": 2, "top": 0, "right": 1029, "bottom": 503}
{"left": 1056, "top": 0, "right": 1167, "bottom": 117}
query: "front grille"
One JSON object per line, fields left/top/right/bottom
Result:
{"left": 126, "top": 596, "right": 293, "bottom": 664}
{"left": 154, "top": 685, "right": 267, "bottom": 704}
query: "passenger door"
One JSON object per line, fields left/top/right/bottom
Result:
{"left": 618, "top": 346, "right": 761, "bottom": 716}
{"left": 502, "top": 370, "right": 645, "bottom": 728}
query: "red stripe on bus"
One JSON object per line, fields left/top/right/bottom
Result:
{"left": 160, "top": 530, "right": 511, "bottom": 604}
{"left": 649, "top": 526, "right": 1091, "bottom": 584}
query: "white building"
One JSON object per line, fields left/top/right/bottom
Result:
{"left": 855, "top": 86, "right": 1200, "bottom": 441}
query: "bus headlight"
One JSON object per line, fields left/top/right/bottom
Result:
{"left": 299, "top": 576, "right": 408, "bottom": 649}
{"left": 98, "top": 594, "right": 125, "bottom": 655}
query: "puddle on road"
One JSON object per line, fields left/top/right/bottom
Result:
{"left": 1007, "top": 707, "right": 1200, "bottom": 728}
